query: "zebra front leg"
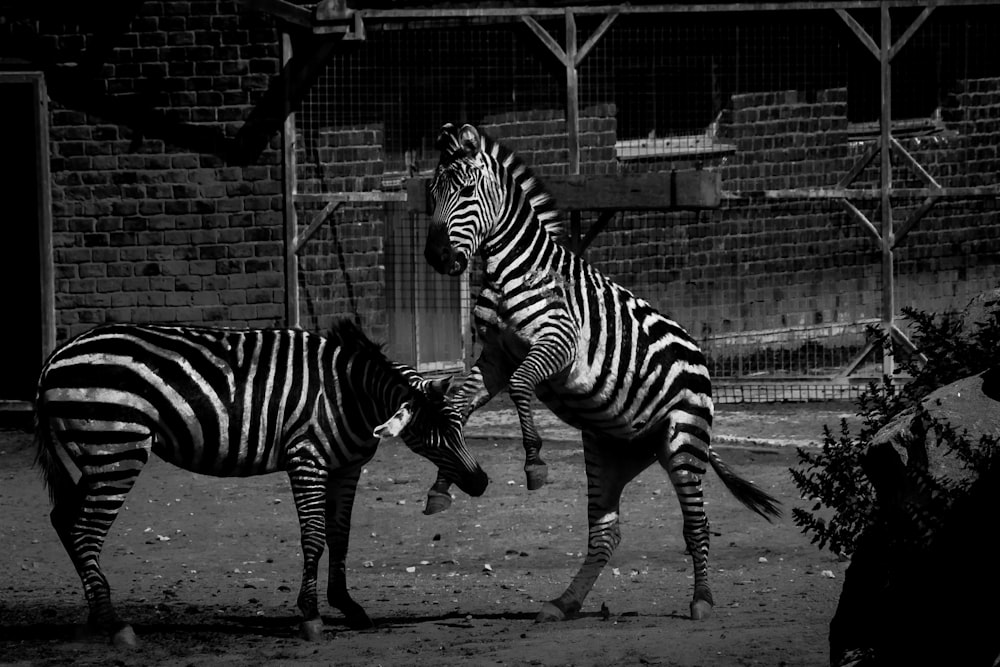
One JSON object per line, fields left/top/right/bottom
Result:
{"left": 289, "top": 464, "right": 330, "bottom": 640}
{"left": 537, "top": 434, "right": 651, "bottom": 621}
{"left": 509, "top": 337, "right": 576, "bottom": 490}
{"left": 508, "top": 377, "right": 548, "bottom": 490}
{"left": 324, "top": 465, "right": 375, "bottom": 629}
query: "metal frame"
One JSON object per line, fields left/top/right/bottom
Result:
{"left": 280, "top": 31, "right": 409, "bottom": 330}
{"left": 258, "top": 0, "right": 1000, "bottom": 383}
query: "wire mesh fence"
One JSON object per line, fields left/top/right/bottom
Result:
{"left": 290, "top": 4, "right": 1000, "bottom": 401}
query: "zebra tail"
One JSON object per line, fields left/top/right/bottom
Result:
{"left": 708, "top": 449, "right": 782, "bottom": 521}
{"left": 33, "top": 395, "right": 74, "bottom": 507}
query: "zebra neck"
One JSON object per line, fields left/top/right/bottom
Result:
{"left": 325, "top": 345, "right": 410, "bottom": 437}
{"left": 483, "top": 200, "right": 570, "bottom": 284}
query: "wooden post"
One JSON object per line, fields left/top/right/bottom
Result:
{"left": 33, "top": 74, "right": 55, "bottom": 361}
{"left": 281, "top": 31, "right": 300, "bottom": 329}
{"left": 879, "top": 1, "right": 894, "bottom": 379}
{"left": 565, "top": 9, "right": 580, "bottom": 176}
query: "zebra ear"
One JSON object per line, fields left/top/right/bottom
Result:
{"left": 373, "top": 401, "right": 414, "bottom": 439}
{"left": 458, "top": 124, "right": 481, "bottom": 157}
{"left": 424, "top": 376, "right": 453, "bottom": 401}
{"left": 436, "top": 123, "right": 460, "bottom": 157}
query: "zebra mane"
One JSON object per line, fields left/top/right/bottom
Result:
{"left": 326, "top": 319, "right": 420, "bottom": 396}
{"left": 438, "top": 123, "right": 565, "bottom": 240}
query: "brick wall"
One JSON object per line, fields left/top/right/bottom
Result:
{"left": 297, "top": 123, "right": 385, "bottom": 194}
{"left": 718, "top": 88, "right": 851, "bottom": 191}
{"left": 481, "top": 104, "right": 618, "bottom": 177}
{"left": 507, "top": 84, "right": 998, "bottom": 376}
{"left": 3, "top": 1, "right": 286, "bottom": 343}
{"left": 295, "top": 123, "right": 388, "bottom": 341}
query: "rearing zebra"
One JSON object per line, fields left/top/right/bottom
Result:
{"left": 423, "top": 123, "right": 780, "bottom": 623}
{"left": 35, "top": 320, "right": 488, "bottom": 646}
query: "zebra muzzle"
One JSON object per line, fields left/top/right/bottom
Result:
{"left": 448, "top": 254, "right": 467, "bottom": 276}
{"left": 423, "top": 224, "right": 467, "bottom": 276}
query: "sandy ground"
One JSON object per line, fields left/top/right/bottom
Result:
{"left": 0, "top": 400, "right": 857, "bottom": 667}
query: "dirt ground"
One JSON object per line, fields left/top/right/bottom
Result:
{"left": 0, "top": 401, "right": 857, "bottom": 667}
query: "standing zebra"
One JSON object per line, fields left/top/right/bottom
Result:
{"left": 34, "top": 320, "right": 488, "bottom": 646}
{"left": 423, "top": 123, "right": 780, "bottom": 623}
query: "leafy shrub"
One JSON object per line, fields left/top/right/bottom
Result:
{"left": 790, "top": 301, "right": 1000, "bottom": 557}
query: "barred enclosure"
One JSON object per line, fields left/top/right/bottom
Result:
{"left": 285, "top": 2, "right": 1000, "bottom": 401}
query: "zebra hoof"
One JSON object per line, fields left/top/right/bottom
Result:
{"left": 690, "top": 599, "right": 713, "bottom": 620}
{"left": 111, "top": 624, "right": 139, "bottom": 649}
{"left": 524, "top": 464, "right": 548, "bottom": 490}
{"left": 534, "top": 602, "right": 565, "bottom": 623}
{"left": 300, "top": 618, "right": 325, "bottom": 641}
{"left": 423, "top": 490, "right": 453, "bottom": 515}
{"left": 344, "top": 612, "right": 375, "bottom": 630}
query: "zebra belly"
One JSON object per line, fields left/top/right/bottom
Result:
{"left": 42, "top": 390, "right": 283, "bottom": 478}
{"left": 535, "top": 381, "right": 664, "bottom": 441}
{"left": 535, "top": 338, "right": 702, "bottom": 441}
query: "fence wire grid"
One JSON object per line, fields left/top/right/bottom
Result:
{"left": 291, "top": 5, "right": 1000, "bottom": 401}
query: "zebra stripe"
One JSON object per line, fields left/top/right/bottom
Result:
{"left": 35, "top": 320, "right": 488, "bottom": 645}
{"left": 425, "top": 122, "right": 780, "bottom": 623}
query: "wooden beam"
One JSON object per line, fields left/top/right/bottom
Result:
{"left": 892, "top": 193, "right": 939, "bottom": 249}
{"left": 521, "top": 16, "right": 569, "bottom": 65}
{"left": 837, "top": 139, "right": 880, "bottom": 189}
{"left": 240, "top": 0, "right": 314, "bottom": 28}
{"left": 890, "top": 136, "right": 941, "bottom": 190}
{"left": 295, "top": 201, "right": 344, "bottom": 254}
{"left": 26, "top": 73, "right": 56, "bottom": 361}
{"left": 565, "top": 10, "right": 580, "bottom": 175}
{"left": 281, "top": 32, "right": 300, "bottom": 329}
{"left": 891, "top": 323, "right": 928, "bottom": 363}
{"left": 836, "top": 339, "right": 878, "bottom": 379}
{"left": 888, "top": 3, "right": 935, "bottom": 61}
{"left": 580, "top": 210, "right": 617, "bottom": 250}
{"left": 837, "top": 198, "right": 883, "bottom": 247}
{"left": 328, "top": 1, "right": 995, "bottom": 22}
{"left": 725, "top": 186, "right": 998, "bottom": 200}
{"left": 233, "top": 33, "right": 343, "bottom": 163}
{"left": 837, "top": 8, "right": 880, "bottom": 59}
{"left": 550, "top": 171, "right": 721, "bottom": 210}
{"left": 879, "top": 0, "right": 895, "bottom": 379}
{"left": 295, "top": 191, "right": 408, "bottom": 204}
{"left": 569, "top": 211, "right": 583, "bottom": 252}
{"left": 315, "top": 0, "right": 352, "bottom": 21}
{"left": 575, "top": 9, "right": 619, "bottom": 65}
{"left": 403, "top": 170, "right": 722, "bottom": 213}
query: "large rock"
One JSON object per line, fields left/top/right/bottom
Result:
{"left": 868, "top": 365, "right": 1000, "bottom": 490}
{"left": 830, "top": 367, "right": 1000, "bottom": 667}
{"left": 961, "top": 287, "right": 1000, "bottom": 331}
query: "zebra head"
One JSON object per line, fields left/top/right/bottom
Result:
{"left": 425, "top": 123, "right": 501, "bottom": 276}
{"left": 374, "top": 375, "right": 489, "bottom": 498}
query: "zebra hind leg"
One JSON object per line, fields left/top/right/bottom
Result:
{"left": 536, "top": 434, "right": 649, "bottom": 622}
{"left": 46, "top": 445, "right": 149, "bottom": 647}
{"left": 656, "top": 433, "right": 714, "bottom": 620}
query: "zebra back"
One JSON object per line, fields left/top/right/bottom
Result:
{"left": 35, "top": 321, "right": 485, "bottom": 491}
